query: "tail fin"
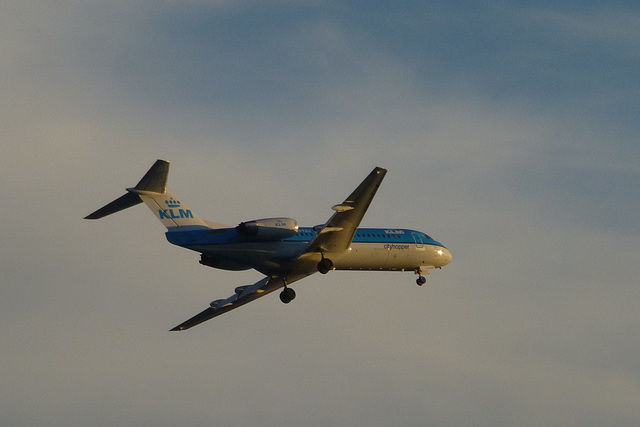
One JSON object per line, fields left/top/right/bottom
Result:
{"left": 133, "top": 159, "right": 170, "bottom": 193}
{"left": 85, "top": 160, "right": 209, "bottom": 230}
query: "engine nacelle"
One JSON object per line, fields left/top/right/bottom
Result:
{"left": 236, "top": 217, "right": 299, "bottom": 241}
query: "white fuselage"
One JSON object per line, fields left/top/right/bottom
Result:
{"left": 167, "top": 227, "right": 452, "bottom": 276}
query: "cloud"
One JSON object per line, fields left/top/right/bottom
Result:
{"left": 531, "top": 7, "right": 640, "bottom": 47}
{"left": 2, "top": 1, "right": 640, "bottom": 426}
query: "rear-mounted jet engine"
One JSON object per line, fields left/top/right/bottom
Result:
{"left": 236, "top": 217, "right": 299, "bottom": 241}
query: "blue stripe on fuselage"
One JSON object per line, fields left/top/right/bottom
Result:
{"left": 165, "top": 227, "right": 238, "bottom": 246}
{"left": 165, "top": 226, "right": 445, "bottom": 248}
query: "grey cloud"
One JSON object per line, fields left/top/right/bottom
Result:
{"left": 2, "top": 2, "right": 640, "bottom": 426}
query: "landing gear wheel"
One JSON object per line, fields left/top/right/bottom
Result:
{"left": 318, "top": 258, "right": 333, "bottom": 274}
{"left": 279, "top": 287, "right": 296, "bottom": 304}
{"left": 416, "top": 275, "right": 427, "bottom": 286}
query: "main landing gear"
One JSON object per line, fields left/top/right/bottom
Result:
{"left": 317, "top": 257, "right": 333, "bottom": 275}
{"left": 280, "top": 254, "right": 333, "bottom": 304}
{"left": 279, "top": 285, "right": 296, "bottom": 304}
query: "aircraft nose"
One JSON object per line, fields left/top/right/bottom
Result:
{"left": 436, "top": 247, "right": 452, "bottom": 267}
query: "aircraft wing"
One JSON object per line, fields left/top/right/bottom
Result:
{"left": 305, "top": 167, "right": 387, "bottom": 254}
{"left": 170, "top": 274, "right": 309, "bottom": 331}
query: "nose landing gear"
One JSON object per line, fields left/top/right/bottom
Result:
{"left": 415, "top": 267, "right": 428, "bottom": 286}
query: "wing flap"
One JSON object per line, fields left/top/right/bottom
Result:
{"left": 170, "top": 274, "right": 309, "bottom": 331}
{"left": 305, "top": 167, "right": 387, "bottom": 254}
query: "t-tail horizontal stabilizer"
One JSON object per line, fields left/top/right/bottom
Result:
{"left": 84, "top": 159, "right": 210, "bottom": 230}
{"left": 84, "top": 159, "right": 169, "bottom": 220}
{"left": 84, "top": 192, "right": 142, "bottom": 220}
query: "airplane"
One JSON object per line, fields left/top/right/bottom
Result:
{"left": 85, "top": 160, "right": 452, "bottom": 330}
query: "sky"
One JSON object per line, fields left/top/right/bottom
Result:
{"left": 2, "top": 1, "right": 640, "bottom": 425}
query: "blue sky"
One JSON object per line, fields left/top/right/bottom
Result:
{"left": 2, "top": 1, "right": 640, "bottom": 425}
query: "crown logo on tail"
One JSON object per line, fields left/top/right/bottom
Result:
{"left": 165, "top": 198, "right": 181, "bottom": 208}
